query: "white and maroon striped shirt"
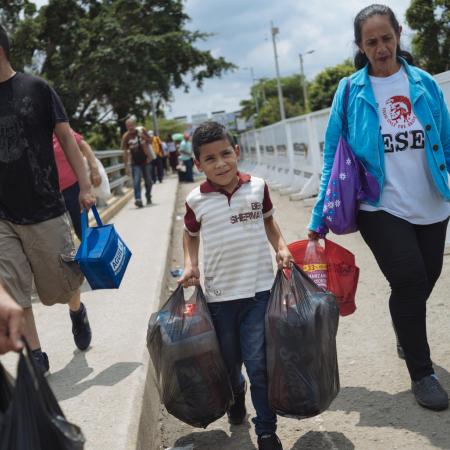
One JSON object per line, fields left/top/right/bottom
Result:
{"left": 184, "top": 173, "right": 275, "bottom": 303}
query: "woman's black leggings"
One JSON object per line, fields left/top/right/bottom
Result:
{"left": 357, "top": 210, "right": 449, "bottom": 381}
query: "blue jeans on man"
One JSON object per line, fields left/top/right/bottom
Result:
{"left": 207, "top": 290, "right": 276, "bottom": 436}
{"left": 132, "top": 163, "right": 153, "bottom": 202}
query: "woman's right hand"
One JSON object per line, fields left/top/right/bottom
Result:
{"left": 308, "top": 230, "right": 320, "bottom": 240}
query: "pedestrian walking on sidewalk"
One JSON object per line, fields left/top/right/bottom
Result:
{"left": 308, "top": 4, "right": 450, "bottom": 412}
{"left": 179, "top": 131, "right": 194, "bottom": 182}
{"left": 54, "top": 129, "right": 102, "bottom": 240}
{"left": 150, "top": 131, "right": 165, "bottom": 183}
{"left": 179, "top": 121, "right": 292, "bottom": 450}
{"left": 121, "top": 117, "right": 154, "bottom": 207}
{"left": 0, "top": 25, "right": 95, "bottom": 375}
{"left": 166, "top": 133, "right": 178, "bottom": 173}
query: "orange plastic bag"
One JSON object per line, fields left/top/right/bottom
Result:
{"left": 288, "top": 239, "right": 359, "bottom": 316}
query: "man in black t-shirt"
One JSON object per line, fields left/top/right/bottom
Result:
{"left": 121, "top": 116, "right": 154, "bottom": 207}
{"left": 0, "top": 25, "right": 95, "bottom": 374}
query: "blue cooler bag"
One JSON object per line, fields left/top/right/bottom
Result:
{"left": 75, "top": 205, "right": 132, "bottom": 289}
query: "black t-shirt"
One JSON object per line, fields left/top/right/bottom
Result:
{"left": 0, "top": 72, "right": 68, "bottom": 224}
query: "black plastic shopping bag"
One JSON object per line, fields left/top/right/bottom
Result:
{"left": 0, "top": 363, "right": 13, "bottom": 423}
{"left": 0, "top": 343, "right": 85, "bottom": 450}
{"left": 147, "top": 285, "right": 233, "bottom": 428}
{"left": 266, "top": 264, "right": 340, "bottom": 419}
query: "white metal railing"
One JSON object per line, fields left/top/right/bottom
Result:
{"left": 94, "top": 149, "right": 130, "bottom": 194}
{"left": 239, "top": 107, "right": 330, "bottom": 200}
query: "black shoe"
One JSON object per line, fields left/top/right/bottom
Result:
{"left": 146, "top": 196, "right": 152, "bottom": 205}
{"left": 31, "top": 349, "right": 50, "bottom": 377}
{"left": 227, "top": 381, "right": 247, "bottom": 425}
{"left": 397, "top": 343, "right": 405, "bottom": 360}
{"left": 258, "top": 433, "right": 283, "bottom": 450}
{"left": 135, "top": 200, "right": 143, "bottom": 208}
{"left": 412, "top": 374, "right": 448, "bottom": 411}
{"left": 70, "top": 303, "right": 92, "bottom": 351}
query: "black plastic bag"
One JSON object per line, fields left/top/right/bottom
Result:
{"left": 147, "top": 285, "right": 233, "bottom": 428}
{"left": 0, "top": 363, "right": 13, "bottom": 426}
{"left": 0, "top": 343, "right": 85, "bottom": 450}
{"left": 266, "top": 264, "right": 340, "bottom": 419}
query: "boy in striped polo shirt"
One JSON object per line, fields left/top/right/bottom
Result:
{"left": 179, "top": 121, "right": 292, "bottom": 450}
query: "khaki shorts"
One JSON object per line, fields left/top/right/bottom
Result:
{"left": 0, "top": 213, "right": 84, "bottom": 308}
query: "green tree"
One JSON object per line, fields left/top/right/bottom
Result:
{"left": 1, "top": 0, "right": 234, "bottom": 146}
{"left": 406, "top": 0, "right": 450, "bottom": 74}
{"left": 255, "top": 97, "right": 303, "bottom": 127}
{"left": 308, "top": 60, "right": 355, "bottom": 112}
{"left": 148, "top": 118, "right": 186, "bottom": 139}
{"left": 239, "top": 74, "right": 306, "bottom": 127}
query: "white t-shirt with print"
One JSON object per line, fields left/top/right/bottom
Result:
{"left": 360, "top": 66, "right": 450, "bottom": 224}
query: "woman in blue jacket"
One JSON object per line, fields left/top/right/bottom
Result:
{"left": 309, "top": 4, "right": 450, "bottom": 411}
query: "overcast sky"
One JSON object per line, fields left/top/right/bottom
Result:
{"left": 34, "top": 0, "right": 413, "bottom": 120}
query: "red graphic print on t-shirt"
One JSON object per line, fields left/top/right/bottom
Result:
{"left": 382, "top": 95, "right": 416, "bottom": 129}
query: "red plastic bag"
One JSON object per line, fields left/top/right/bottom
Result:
{"left": 303, "top": 240, "right": 328, "bottom": 290}
{"left": 288, "top": 239, "right": 359, "bottom": 316}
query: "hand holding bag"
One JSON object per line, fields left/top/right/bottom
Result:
{"left": 322, "top": 78, "right": 380, "bottom": 235}
{"left": 84, "top": 158, "right": 111, "bottom": 199}
{"left": 75, "top": 205, "right": 132, "bottom": 289}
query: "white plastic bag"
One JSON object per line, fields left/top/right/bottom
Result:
{"left": 85, "top": 158, "right": 111, "bottom": 199}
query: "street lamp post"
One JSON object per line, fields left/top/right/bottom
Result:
{"left": 271, "top": 21, "right": 286, "bottom": 121}
{"left": 244, "top": 66, "right": 260, "bottom": 116}
{"left": 256, "top": 78, "right": 267, "bottom": 104}
{"left": 299, "top": 50, "right": 314, "bottom": 113}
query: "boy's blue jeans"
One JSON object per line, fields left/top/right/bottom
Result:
{"left": 207, "top": 290, "right": 276, "bottom": 436}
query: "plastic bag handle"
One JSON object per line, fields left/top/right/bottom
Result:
{"left": 163, "top": 283, "right": 207, "bottom": 309}
{"left": 80, "top": 205, "right": 102, "bottom": 259}
{"left": 280, "top": 261, "right": 300, "bottom": 281}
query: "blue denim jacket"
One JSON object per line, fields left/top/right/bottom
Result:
{"left": 309, "top": 59, "right": 450, "bottom": 232}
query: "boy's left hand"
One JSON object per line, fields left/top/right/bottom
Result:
{"left": 276, "top": 247, "right": 293, "bottom": 269}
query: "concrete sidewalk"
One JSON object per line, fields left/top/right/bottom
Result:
{"left": 2, "top": 176, "right": 178, "bottom": 450}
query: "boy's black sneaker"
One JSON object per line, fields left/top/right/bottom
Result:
{"left": 146, "top": 195, "right": 152, "bottom": 205}
{"left": 70, "top": 303, "right": 92, "bottom": 351}
{"left": 31, "top": 349, "right": 50, "bottom": 377}
{"left": 135, "top": 200, "right": 143, "bottom": 208}
{"left": 227, "top": 381, "right": 247, "bottom": 425}
{"left": 412, "top": 374, "right": 448, "bottom": 411}
{"left": 257, "top": 433, "right": 283, "bottom": 450}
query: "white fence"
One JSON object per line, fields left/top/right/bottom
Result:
{"left": 239, "top": 70, "right": 450, "bottom": 203}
